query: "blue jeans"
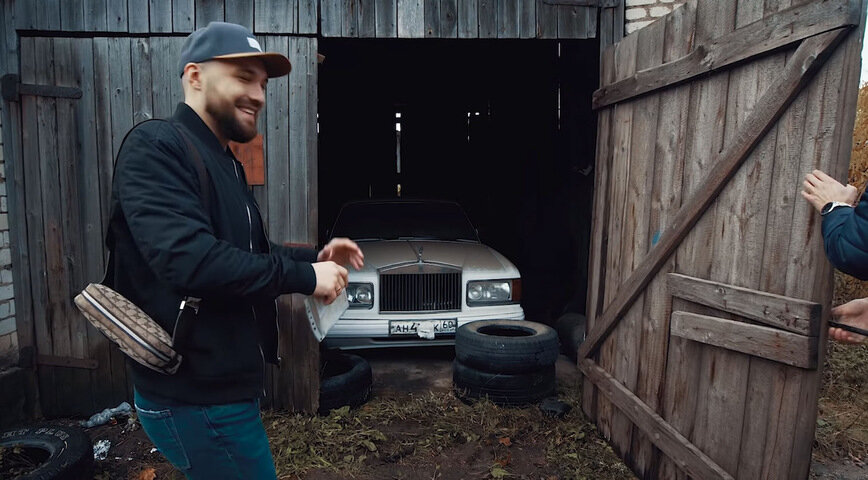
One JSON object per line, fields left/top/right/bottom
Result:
{"left": 134, "top": 389, "right": 277, "bottom": 479}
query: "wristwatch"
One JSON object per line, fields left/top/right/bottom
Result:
{"left": 820, "top": 201, "right": 852, "bottom": 216}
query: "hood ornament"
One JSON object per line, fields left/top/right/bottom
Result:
{"left": 416, "top": 245, "right": 424, "bottom": 263}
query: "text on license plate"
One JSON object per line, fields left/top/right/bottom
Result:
{"left": 389, "top": 319, "right": 457, "bottom": 336}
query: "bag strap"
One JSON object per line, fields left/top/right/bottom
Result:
{"left": 102, "top": 118, "right": 212, "bottom": 285}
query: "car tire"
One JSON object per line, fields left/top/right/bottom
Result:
{"left": 455, "top": 320, "right": 559, "bottom": 373}
{"left": 555, "top": 312, "right": 587, "bottom": 360}
{"left": 452, "top": 359, "right": 556, "bottom": 407}
{"left": 318, "top": 351, "right": 372, "bottom": 415}
{"left": 0, "top": 424, "right": 93, "bottom": 480}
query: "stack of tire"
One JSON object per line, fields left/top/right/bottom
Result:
{"left": 453, "top": 320, "right": 559, "bottom": 407}
{"left": 318, "top": 350, "right": 373, "bottom": 415}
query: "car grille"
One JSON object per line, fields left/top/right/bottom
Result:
{"left": 380, "top": 271, "right": 462, "bottom": 312}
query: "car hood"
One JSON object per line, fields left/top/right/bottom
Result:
{"left": 354, "top": 240, "right": 516, "bottom": 274}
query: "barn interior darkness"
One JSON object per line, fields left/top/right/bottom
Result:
{"left": 317, "top": 38, "right": 599, "bottom": 324}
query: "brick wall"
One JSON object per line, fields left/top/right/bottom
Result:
{"left": 625, "top": 0, "right": 688, "bottom": 34}
{"left": 0, "top": 108, "right": 17, "bottom": 368}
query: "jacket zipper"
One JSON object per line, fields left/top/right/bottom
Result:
{"left": 232, "top": 158, "right": 267, "bottom": 397}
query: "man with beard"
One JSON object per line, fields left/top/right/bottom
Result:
{"left": 107, "top": 22, "right": 363, "bottom": 478}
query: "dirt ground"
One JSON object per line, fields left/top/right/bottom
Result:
{"left": 73, "top": 345, "right": 866, "bottom": 480}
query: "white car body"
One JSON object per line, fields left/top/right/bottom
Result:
{"left": 322, "top": 200, "right": 525, "bottom": 349}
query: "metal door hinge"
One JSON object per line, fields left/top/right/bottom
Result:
{"left": 1, "top": 74, "right": 82, "bottom": 102}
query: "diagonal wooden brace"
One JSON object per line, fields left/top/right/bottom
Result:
{"left": 578, "top": 28, "right": 850, "bottom": 362}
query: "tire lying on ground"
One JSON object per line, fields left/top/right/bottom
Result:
{"left": 318, "top": 351, "right": 372, "bottom": 415}
{"left": 452, "top": 360, "right": 556, "bottom": 407}
{"left": 555, "top": 312, "right": 587, "bottom": 361}
{"left": 0, "top": 424, "right": 93, "bottom": 480}
{"left": 455, "top": 320, "right": 559, "bottom": 374}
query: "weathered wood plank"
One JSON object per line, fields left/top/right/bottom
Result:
{"left": 265, "top": 35, "right": 291, "bottom": 249}
{"left": 107, "top": 0, "right": 128, "bottom": 31}
{"left": 398, "top": 0, "right": 424, "bottom": 37}
{"left": 424, "top": 0, "right": 440, "bottom": 37}
{"left": 593, "top": 0, "right": 861, "bottom": 109}
{"left": 359, "top": 0, "right": 377, "bottom": 37}
{"left": 73, "top": 37, "right": 116, "bottom": 410}
{"left": 225, "top": 0, "right": 254, "bottom": 30}
{"left": 577, "top": 28, "right": 849, "bottom": 362}
{"left": 15, "top": 0, "right": 36, "bottom": 30}
{"left": 557, "top": 5, "right": 584, "bottom": 39}
{"left": 128, "top": 0, "right": 150, "bottom": 32}
{"left": 457, "top": 0, "right": 477, "bottom": 38}
{"left": 150, "top": 37, "right": 174, "bottom": 119}
{"left": 620, "top": 16, "right": 666, "bottom": 477}
{"left": 91, "top": 37, "right": 129, "bottom": 409}
{"left": 441, "top": 0, "right": 458, "bottom": 37}
{"left": 671, "top": 311, "right": 818, "bottom": 369}
{"left": 497, "top": 0, "right": 518, "bottom": 38}
{"left": 536, "top": 0, "right": 557, "bottom": 39}
{"left": 343, "top": 0, "right": 360, "bottom": 36}
{"left": 61, "top": 0, "right": 86, "bottom": 31}
{"left": 255, "top": 0, "right": 296, "bottom": 34}
{"left": 20, "top": 36, "right": 54, "bottom": 414}
{"left": 580, "top": 359, "right": 734, "bottom": 480}
{"left": 596, "top": 30, "right": 639, "bottom": 446}
{"left": 519, "top": 0, "right": 535, "bottom": 39}
{"left": 195, "top": 0, "right": 224, "bottom": 27}
{"left": 54, "top": 37, "right": 96, "bottom": 415}
{"left": 83, "top": 0, "right": 109, "bottom": 31}
{"left": 131, "top": 38, "right": 154, "bottom": 124}
{"left": 477, "top": 0, "right": 495, "bottom": 37}
{"left": 668, "top": 273, "right": 821, "bottom": 336}
{"left": 322, "top": 0, "right": 343, "bottom": 36}
{"left": 582, "top": 44, "right": 616, "bottom": 427}
{"left": 39, "top": 0, "right": 62, "bottom": 30}
{"left": 173, "top": 0, "right": 195, "bottom": 32}
{"left": 148, "top": 0, "right": 172, "bottom": 32}
{"left": 298, "top": 0, "right": 318, "bottom": 33}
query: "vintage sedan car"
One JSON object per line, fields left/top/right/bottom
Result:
{"left": 322, "top": 199, "right": 525, "bottom": 349}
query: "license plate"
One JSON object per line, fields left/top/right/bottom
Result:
{"left": 389, "top": 319, "right": 457, "bottom": 336}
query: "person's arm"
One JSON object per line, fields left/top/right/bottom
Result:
{"left": 270, "top": 242, "right": 319, "bottom": 263}
{"left": 801, "top": 170, "right": 868, "bottom": 280}
{"left": 116, "top": 123, "right": 317, "bottom": 299}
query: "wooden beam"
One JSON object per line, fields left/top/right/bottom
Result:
{"left": 668, "top": 274, "right": 821, "bottom": 336}
{"left": 580, "top": 359, "right": 734, "bottom": 480}
{"left": 577, "top": 29, "right": 848, "bottom": 361}
{"left": 592, "top": 0, "right": 861, "bottom": 109}
{"left": 670, "top": 312, "right": 818, "bottom": 369}
{"left": 36, "top": 354, "right": 98, "bottom": 370}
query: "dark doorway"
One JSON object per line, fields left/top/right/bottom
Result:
{"left": 317, "top": 38, "right": 598, "bottom": 324}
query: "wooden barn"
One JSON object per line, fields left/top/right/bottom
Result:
{"left": 0, "top": 0, "right": 864, "bottom": 479}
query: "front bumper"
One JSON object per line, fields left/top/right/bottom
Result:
{"left": 322, "top": 307, "right": 525, "bottom": 350}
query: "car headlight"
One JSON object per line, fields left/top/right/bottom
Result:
{"left": 346, "top": 283, "right": 374, "bottom": 309}
{"left": 467, "top": 279, "right": 520, "bottom": 305}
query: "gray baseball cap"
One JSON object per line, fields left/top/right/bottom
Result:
{"left": 178, "top": 22, "right": 291, "bottom": 77}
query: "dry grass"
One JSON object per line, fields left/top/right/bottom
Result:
{"left": 813, "top": 84, "right": 868, "bottom": 465}
{"left": 264, "top": 380, "right": 633, "bottom": 479}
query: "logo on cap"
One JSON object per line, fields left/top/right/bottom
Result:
{"left": 247, "top": 38, "right": 262, "bottom": 52}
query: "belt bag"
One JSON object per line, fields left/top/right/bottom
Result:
{"left": 74, "top": 119, "right": 211, "bottom": 375}
{"left": 75, "top": 284, "right": 185, "bottom": 374}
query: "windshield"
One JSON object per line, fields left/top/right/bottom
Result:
{"left": 331, "top": 201, "right": 479, "bottom": 242}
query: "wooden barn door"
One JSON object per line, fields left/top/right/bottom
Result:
{"left": 581, "top": 0, "right": 865, "bottom": 479}
{"left": 12, "top": 34, "right": 319, "bottom": 416}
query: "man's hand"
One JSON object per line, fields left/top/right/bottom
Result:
{"left": 318, "top": 237, "right": 364, "bottom": 270}
{"left": 801, "top": 169, "right": 858, "bottom": 212}
{"left": 312, "top": 261, "right": 349, "bottom": 305}
{"left": 830, "top": 298, "right": 868, "bottom": 344}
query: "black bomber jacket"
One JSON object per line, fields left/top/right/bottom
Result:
{"left": 108, "top": 103, "right": 317, "bottom": 405}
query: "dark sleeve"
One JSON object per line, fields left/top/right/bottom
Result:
{"left": 270, "top": 242, "right": 319, "bottom": 263}
{"left": 821, "top": 189, "right": 868, "bottom": 281}
{"left": 115, "top": 123, "right": 317, "bottom": 298}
